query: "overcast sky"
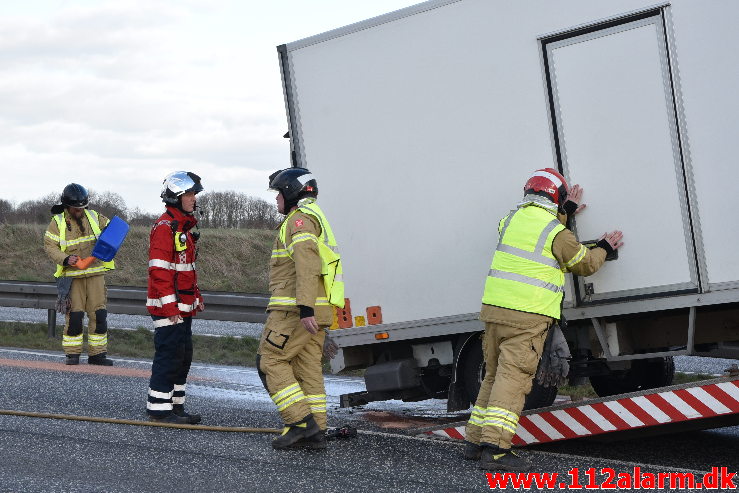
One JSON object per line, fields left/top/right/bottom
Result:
{"left": 1, "top": 0, "right": 420, "bottom": 213}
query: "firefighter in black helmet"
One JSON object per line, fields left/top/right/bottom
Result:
{"left": 44, "top": 184, "right": 115, "bottom": 366}
{"left": 256, "top": 167, "right": 345, "bottom": 450}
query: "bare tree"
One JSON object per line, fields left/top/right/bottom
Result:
{"left": 13, "top": 192, "right": 58, "bottom": 224}
{"left": 88, "top": 190, "right": 127, "bottom": 220}
{"left": 128, "top": 207, "right": 159, "bottom": 227}
{"left": 197, "top": 191, "right": 279, "bottom": 229}
{"left": 244, "top": 197, "right": 281, "bottom": 229}
{"left": 0, "top": 198, "right": 13, "bottom": 223}
{"left": 3, "top": 188, "right": 279, "bottom": 229}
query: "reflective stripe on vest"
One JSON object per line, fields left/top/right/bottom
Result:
{"left": 482, "top": 205, "right": 565, "bottom": 319}
{"left": 272, "top": 198, "right": 345, "bottom": 308}
{"left": 268, "top": 296, "right": 330, "bottom": 307}
{"left": 52, "top": 210, "right": 115, "bottom": 278}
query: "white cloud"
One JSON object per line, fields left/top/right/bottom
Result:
{"left": 2, "top": 0, "right": 420, "bottom": 213}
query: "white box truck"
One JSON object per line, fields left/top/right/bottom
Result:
{"left": 276, "top": 0, "right": 739, "bottom": 412}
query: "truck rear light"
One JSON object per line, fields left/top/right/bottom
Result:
{"left": 375, "top": 332, "right": 389, "bottom": 340}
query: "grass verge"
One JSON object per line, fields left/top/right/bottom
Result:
{"left": 0, "top": 322, "right": 259, "bottom": 367}
{"left": 0, "top": 223, "right": 273, "bottom": 293}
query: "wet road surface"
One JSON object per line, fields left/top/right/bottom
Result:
{"left": 1, "top": 347, "right": 737, "bottom": 492}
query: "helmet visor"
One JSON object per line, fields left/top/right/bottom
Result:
{"left": 164, "top": 171, "right": 198, "bottom": 196}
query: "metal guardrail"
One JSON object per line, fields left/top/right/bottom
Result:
{"left": 0, "top": 280, "right": 268, "bottom": 337}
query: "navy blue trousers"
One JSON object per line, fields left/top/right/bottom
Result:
{"left": 146, "top": 317, "right": 193, "bottom": 417}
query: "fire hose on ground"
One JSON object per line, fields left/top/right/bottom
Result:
{"left": 0, "top": 409, "right": 280, "bottom": 432}
{"left": 0, "top": 409, "right": 359, "bottom": 438}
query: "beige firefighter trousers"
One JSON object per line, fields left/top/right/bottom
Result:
{"left": 63, "top": 275, "right": 108, "bottom": 356}
{"left": 258, "top": 310, "right": 327, "bottom": 429}
{"left": 465, "top": 320, "right": 549, "bottom": 448}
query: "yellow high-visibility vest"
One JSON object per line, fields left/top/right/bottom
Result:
{"left": 277, "top": 198, "right": 345, "bottom": 308}
{"left": 52, "top": 209, "right": 115, "bottom": 278}
{"left": 482, "top": 204, "right": 565, "bottom": 318}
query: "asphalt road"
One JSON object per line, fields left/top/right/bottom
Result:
{"left": 1, "top": 347, "right": 737, "bottom": 492}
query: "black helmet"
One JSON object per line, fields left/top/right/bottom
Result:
{"left": 161, "top": 171, "right": 204, "bottom": 205}
{"left": 51, "top": 183, "right": 89, "bottom": 213}
{"left": 268, "top": 167, "right": 317, "bottom": 204}
{"left": 61, "top": 183, "right": 89, "bottom": 208}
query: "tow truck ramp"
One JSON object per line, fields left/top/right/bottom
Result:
{"left": 417, "top": 375, "right": 739, "bottom": 445}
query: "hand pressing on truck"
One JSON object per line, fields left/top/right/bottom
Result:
{"left": 562, "top": 184, "right": 587, "bottom": 216}
{"left": 597, "top": 230, "right": 624, "bottom": 254}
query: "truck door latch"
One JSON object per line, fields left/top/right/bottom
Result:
{"left": 584, "top": 283, "right": 595, "bottom": 302}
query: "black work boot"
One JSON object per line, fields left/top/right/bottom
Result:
{"left": 294, "top": 430, "right": 328, "bottom": 450}
{"left": 479, "top": 445, "right": 531, "bottom": 472}
{"left": 272, "top": 415, "right": 321, "bottom": 450}
{"left": 148, "top": 413, "right": 192, "bottom": 424}
{"left": 65, "top": 354, "right": 80, "bottom": 365}
{"left": 87, "top": 352, "right": 114, "bottom": 366}
{"left": 173, "top": 404, "right": 201, "bottom": 424}
{"left": 463, "top": 441, "right": 482, "bottom": 460}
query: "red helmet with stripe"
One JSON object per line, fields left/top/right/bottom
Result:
{"left": 524, "top": 168, "right": 569, "bottom": 205}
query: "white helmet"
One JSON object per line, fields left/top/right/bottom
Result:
{"left": 161, "top": 171, "right": 204, "bottom": 205}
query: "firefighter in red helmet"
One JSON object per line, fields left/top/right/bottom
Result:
{"left": 464, "top": 168, "right": 623, "bottom": 471}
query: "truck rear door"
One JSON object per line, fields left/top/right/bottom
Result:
{"left": 542, "top": 9, "right": 701, "bottom": 304}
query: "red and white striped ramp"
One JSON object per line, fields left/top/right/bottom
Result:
{"left": 420, "top": 376, "right": 739, "bottom": 446}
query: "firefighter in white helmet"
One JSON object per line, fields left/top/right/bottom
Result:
{"left": 145, "top": 171, "right": 204, "bottom": 424}
{"left": 464, "top": 168, "right": 623, "bottom": 471}
{"left": 257, "top": 167, "right": 344, "bottom": 450}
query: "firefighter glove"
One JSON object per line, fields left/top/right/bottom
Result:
{"left": 323, "top": 331, "right": 339, "bottom": 359}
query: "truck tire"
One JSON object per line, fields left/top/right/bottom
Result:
{"left": 589, "top": 356, "right": 675, "bottom": 397}
{"left": 462, "top": 336, "right": 558, "bottom": 411}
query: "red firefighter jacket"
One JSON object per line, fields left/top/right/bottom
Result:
{"left": 146, "top": 206, "right": 202, "bottom": 325}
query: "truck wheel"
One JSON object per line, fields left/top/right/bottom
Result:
{"left": 589, "top": 356, "right": 675, "bottom": 397}
{"left": 462, "top": 337, "right": 485, "bottom": 406}
{"left": 463, "top": 337, "right": 558, "bottom": 410}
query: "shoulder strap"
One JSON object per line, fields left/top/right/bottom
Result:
{"left": 84, "top": 209, "right": 102, "bottom": 236}
{"left": 279, "top": 210, "right": 299, "bottom": 251}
